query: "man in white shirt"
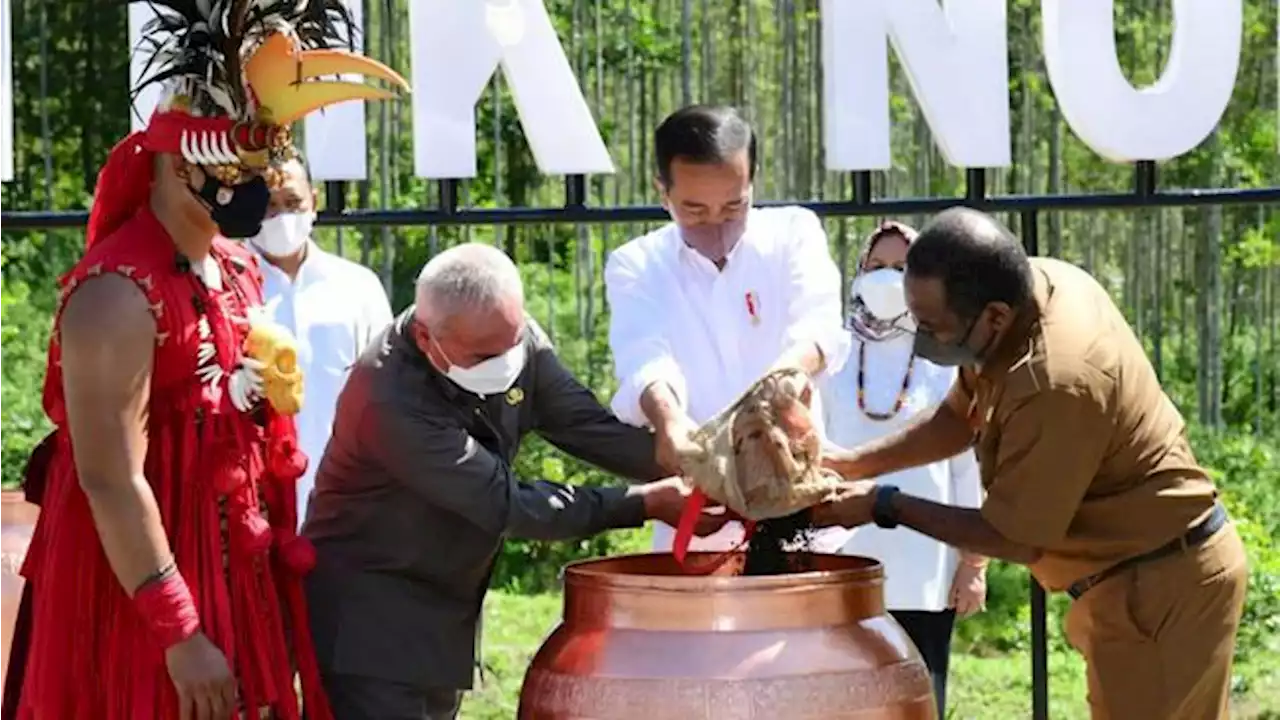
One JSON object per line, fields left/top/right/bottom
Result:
{"left": 605, "top": 105, "right": 850, "bottom": 552}
{"left": 250, "top": 157, "right": 394, "bottom": 525}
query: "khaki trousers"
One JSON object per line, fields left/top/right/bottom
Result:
{"left": 1064, "top": 523, "right": 1249, "bottom": 720}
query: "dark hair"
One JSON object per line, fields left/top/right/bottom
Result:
{"left": 654, "top": 105, "right": 757, "bottom": 186}
{"left": 906, "top": 207, "right": 1034, "bottom": 319}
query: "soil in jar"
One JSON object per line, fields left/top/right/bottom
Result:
{"left": 742, "top": 507, "right": 817, "bottom": 576}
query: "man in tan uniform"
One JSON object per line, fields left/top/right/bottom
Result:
{"left": 815, "top": 207, "right": 1248, "bottom": 719}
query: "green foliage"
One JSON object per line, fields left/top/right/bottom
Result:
{"left": 1194, "top": 428, "right": 1280, "bottom": 677}
{"left": 1, "top": 276, "right": 55, "bottom": 486}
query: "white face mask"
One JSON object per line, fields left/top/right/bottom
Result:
{"left": 852, "top": 268, "right": 910, "bottom": 321}
{"left": 251, "top": 211, "right": 314, "bottom": 257}
{"left": 432, "top": 335, "right": 527, "bottom": 396}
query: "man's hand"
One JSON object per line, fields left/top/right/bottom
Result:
{"left": 949, "top": 557, "right": 988, "bottom": 617}
{"left": 653, "top": 413, "right": 705, "bottom": 477}
{"left": 821, "top": 449, "right": 875, "bottom": 481}
{"left": 768, "top": 341, "right": 825, "bottom": 378}
{"left": 165, "top": 632, "right": 238, "bottom": 720}
{"left": 811, "top": 480, "right": 878, "bottom": 528}
{"left": 640, "top": 477, "right": 728, "bottom": 536}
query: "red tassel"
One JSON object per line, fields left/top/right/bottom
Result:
{"left": 281, "top": 578, "right": 333, "bottom": 720}
{"left": 276, "top": 535, "right": 317, "bottom": 574}
{"left": 85, "top": 133, "right": 154, "bottom": 250}
{"left": 230, "top": 507, "right": 274, "bottom": 557}
{"left": 213, "top": 464, "right": 249, "bottom": 496}
{"left": 268, "top": 437, "right": 308, "bottom": 482}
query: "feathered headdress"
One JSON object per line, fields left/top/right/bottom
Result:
{"left": 133, "top": 0, "right": 407, "bottom": 185}
{"left": 86, "top": 0, "right": 408, "bottom": 246}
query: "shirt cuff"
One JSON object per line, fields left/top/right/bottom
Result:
{"left": 611, "top": 356, "right": 688, "bottom": 427}
{"left": 599, "top": 486, "right": 648, "bottom": 530}
{"left": 786, "top": 326, "right": 851, "bottom": 378}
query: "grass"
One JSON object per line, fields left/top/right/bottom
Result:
{"left": 461, "top": 590, "right": 1280, "bottom": 720}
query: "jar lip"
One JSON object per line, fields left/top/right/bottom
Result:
{"left": 563, "top": 552, "right": 884, "bottom": 593}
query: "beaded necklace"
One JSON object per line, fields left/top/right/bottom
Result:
{"left": 855, "top": 340, "right": 915, "bottom": 421}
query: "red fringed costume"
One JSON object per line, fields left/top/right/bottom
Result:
{"left": 4, "top": 2, "right": 407, "bottom": 718}
{"left": 17, "top": 204, "right": 324, "bottom": 720}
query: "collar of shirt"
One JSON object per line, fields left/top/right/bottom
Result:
{"left": 253, "top": 240, "right": 337, "bottom": 291}
{"left": 977, "top": 265, "right": 1053, "bottom": 385}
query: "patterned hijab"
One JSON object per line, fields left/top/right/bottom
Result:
{"left": 845, "top": 220, "right": 918, "bottom": 342}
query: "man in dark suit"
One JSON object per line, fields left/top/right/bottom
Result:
{"left": 303, "top": 243, "right": 723, "bottom": 719}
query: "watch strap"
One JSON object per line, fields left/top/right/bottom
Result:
{"left": 872, "top": 485, "right": 901, "bottom": 529}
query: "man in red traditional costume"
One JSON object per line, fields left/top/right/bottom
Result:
{"left": 2, "top": 2, "right": 406, "bottom": 718}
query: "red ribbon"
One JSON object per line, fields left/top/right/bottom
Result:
{"left": 671, "top": 489, "right": 757, "bottom": 575}
{"left": 132, "top": 568, "right": 202, "bottom": 650}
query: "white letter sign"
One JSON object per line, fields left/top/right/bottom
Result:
{"left": 1, "top": 0, "right": 12, "bottom": 182}
{"left": 303, "top": 0, "right": 369, "bottom": 180}
{"left": 407, "top": 0, "right": 613, "bottom": 179}
{"left": 822, "top": 0, "right": 1010, "bottom": 171}
{"left": 1042, "top": 0, "right": 1242, "bottom": 162}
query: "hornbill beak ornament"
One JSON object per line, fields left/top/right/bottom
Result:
{"left": 245, "top": 31, "right": 410, "bottom": 127}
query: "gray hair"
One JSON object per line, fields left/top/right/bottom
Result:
{"left": 414, "top": 243, "right": 525, "bottom": 331}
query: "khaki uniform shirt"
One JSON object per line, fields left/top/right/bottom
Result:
{"left": 954, "top": 258, "right": 1217, "bottom": 591}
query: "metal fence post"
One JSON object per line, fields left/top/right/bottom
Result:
{"left": 1020, "top": 208, "right": 1050, "bottom": 720}
{"left": 1031, "top": 579, "right": 1050, "bottom": 720}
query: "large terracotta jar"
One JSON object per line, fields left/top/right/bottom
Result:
{"left": 519, "top": 553, "right": 936, "bottom": 720}
{"left": 1, "top": 490, "right": 38, "bottom": 705}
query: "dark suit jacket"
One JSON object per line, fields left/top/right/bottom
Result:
{"left": 303, "top": 308, "right": 665, "bottom": 690}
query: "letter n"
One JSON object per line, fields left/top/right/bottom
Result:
{"left": 822, "top": 0, "right": 1011, "bottom": 171}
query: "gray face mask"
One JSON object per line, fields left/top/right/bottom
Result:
{"left": 678, "top": 215, "right": 748, "bottom": 263}
{"left": 912, "top": 314, "right": 984, "bottom": 367}
{"left": 912, "top": 330, "right": 977, "bottom": 367}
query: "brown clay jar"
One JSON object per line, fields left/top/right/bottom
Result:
{"left": 519, "top": 553, "right": 936, "bottom": 719}
{"left": 1, "top": 491, "right": 38, "bottom": 703}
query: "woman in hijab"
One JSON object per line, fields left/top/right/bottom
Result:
{"left": 819, "top": 221, "right": 987, "bottom": 716}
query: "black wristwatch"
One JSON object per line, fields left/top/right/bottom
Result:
{"left": 872, "top": 485, "right": 901, "bottom": 529}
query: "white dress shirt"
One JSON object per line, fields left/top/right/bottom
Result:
{"left": 256, "top": 243, "right": 394, "bottom": 526}
{"left": 819, "top": 333, "right": 983, "bottom": 612}
{"left": 606, "top": 206, "right": 851, "bottom": 552}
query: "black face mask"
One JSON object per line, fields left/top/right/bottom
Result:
{"left": 191, "top": 173, "right": 271, "bottom": 239}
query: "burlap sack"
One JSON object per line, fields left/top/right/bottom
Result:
{"left": 681, "top": 367, "right": 842, "bottom": 521}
